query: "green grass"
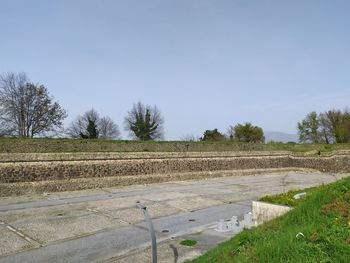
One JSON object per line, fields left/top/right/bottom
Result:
{"left": 189, "top": 177, "right": 350, "bottom": 263}
{"left": 259, "top": 186, "right": 321, "bottom": 207}
{"left": 0, "top": 137, "right": 349, "bottom": 153}
{"left": 180, "top": 239, "right": 198, "bottom": 247}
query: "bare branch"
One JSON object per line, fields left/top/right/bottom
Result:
{"left": 67, "top": 109, "right": 120, "bottom": 139}
{"left": 0, "top": 72, "right": 67, "bottom": 137}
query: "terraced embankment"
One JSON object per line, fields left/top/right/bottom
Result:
{"left": 0, "top": 150, "right": 349, "bottom": 196}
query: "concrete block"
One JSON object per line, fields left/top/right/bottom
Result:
{"left": 252, "top": 201, "right": 291, "bottom": 225}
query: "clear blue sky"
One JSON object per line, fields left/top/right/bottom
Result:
{"left": 1, "top": 0, "right": 349, "bottom": 139}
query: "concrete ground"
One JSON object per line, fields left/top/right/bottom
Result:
{"left": 0, "top": 171, "right": 347, "bottom": 263}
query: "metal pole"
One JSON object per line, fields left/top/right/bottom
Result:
{"left": 136, "top": 202, "right": 157, "bottom": 263}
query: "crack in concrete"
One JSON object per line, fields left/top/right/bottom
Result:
{"left": 0, "top": 220, "right": 41, "bottom": 247}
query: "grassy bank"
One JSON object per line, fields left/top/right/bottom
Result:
{"left": 189, "top": 176, "right": 350, "bottom": 263}
{"left": 0, "top": 137, "right": 349, "bottom": 153}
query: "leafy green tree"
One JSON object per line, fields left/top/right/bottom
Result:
{"left": 319, "top": 112, "right": 334, "bottom": 144}
{"left": 230, "top": 122, "right": 264, "bottom": 143}
{"left": 297, "top": 112, "right": 322, "bottom": 143}
{"left": 200, "top": 129, "right": 226, "bottom": 141}
{"left": 299, "top": 110, "right": 350, "bottom": 144}
{"left": 333, "top": 114, "right": 350, "bottom": 143}
{"left": 124, "top": 101, "right": 164, "bottom": 140}
{"left": 323, "top": 109, "right": 350, "bottom": 143}
{"left": 80, "top": 117, "right": 99, "bottom": 139}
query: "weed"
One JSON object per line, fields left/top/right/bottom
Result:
{"left": 180, "top": 239, "right": 198, "bottom": 247}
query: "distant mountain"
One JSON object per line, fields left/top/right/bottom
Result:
{"left": 264, "top": 131, "right": 298, "bottom": 143}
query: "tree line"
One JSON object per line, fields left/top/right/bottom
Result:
{"left": 0, "top": 73, "right": 163, "bottom": 140}
{"left": 0, "top": 72, "right": 266, "bottom": 142}
{"left": 198, "top": 123, "right": 265, "bottom": 143}
{"left": 297, "top": 110, "right": 350, "bottom": 143}
{"left": 1, "top": 72, "right": 348, "bottom": 143}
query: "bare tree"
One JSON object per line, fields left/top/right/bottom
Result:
{"left": 67, "top": 109, "right": 120, "bottom": 139}
{"left": 0, "top": 72, "right": 67, "bottom": 137}
{"left": 124, "top": 101, "right": 164, "bottom": 140}
{"left": 99, "top": 116, "right": 120, "bottom": 139}
{"left": 67, "top": 109, "right": 98, "bottom": 138}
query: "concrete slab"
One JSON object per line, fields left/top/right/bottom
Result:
{"left": 86, "top": 196, "right": 146, "bottom": 210}
{"left": 0, "top": 195, "right": 46, "bottom": 206}
{"left": 185, "top": 187, "right": 239, "bottom": 196}
{"left": 110, "top": 226, "right": 235, "bottom": 263}
{"left": 97, "top": 207, "right": 144, "bottom": 224}
{"left": 0, "top": 225, "right": 151, "bottom": 263}
{"left": 103, "top": 184, "right": 151, "bottom": 194}
{"left": 44, "top": 188, "right": 108, "bottom": 200}
{"left": 0, "top": 225, "right": 34, "bottom": 256}
{"left": 147, "top": 203, "right": 184, "bottom": 219}
{"left": 101, "top": 202, "right": 183, "bottom": 224}
{"left": 17, "top": 213, "right": 126, "bottom": 244}
{"left": 0, "top": 203, "right": 251, "bottom": 263}
{"left": 164, "top": 197, "right": 224, "bottom": 212}
{"left": 0, "top": 203, "right": 89, "bottom": 223}
{"left": 0, "top": 204, "right": 127, "bottom": 244}
{"left": 141, "top": 191, "right": 197, "bottom": 202}
{"left": 207, "top": 193, "right": 257, "bottom": 203}
{"left": 111, "top": 238, "right": 199, "bottom": 263}
{"left": 0, "top": 172, "right": 348, "bottom": 262}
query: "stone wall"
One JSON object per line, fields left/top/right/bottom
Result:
{"left": 0, "top": 152, "right": 349, "bottom": 184}
{"left": 291, "top": 154, "right": 350, "bottom": 173}
{"left": 0, "top": 168, "right": 311, "bottom": 197}
{"left": 0, "top": 140, "right": 269, "bottom": 153}
{"left": 0, "top": 156, "right": 291, "bottom": 183}
{"left": 0, "top": 150, "right": 348, "bottom": 162}
{"left": 0, "top": 151, "right": 291, "bottom": 162}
